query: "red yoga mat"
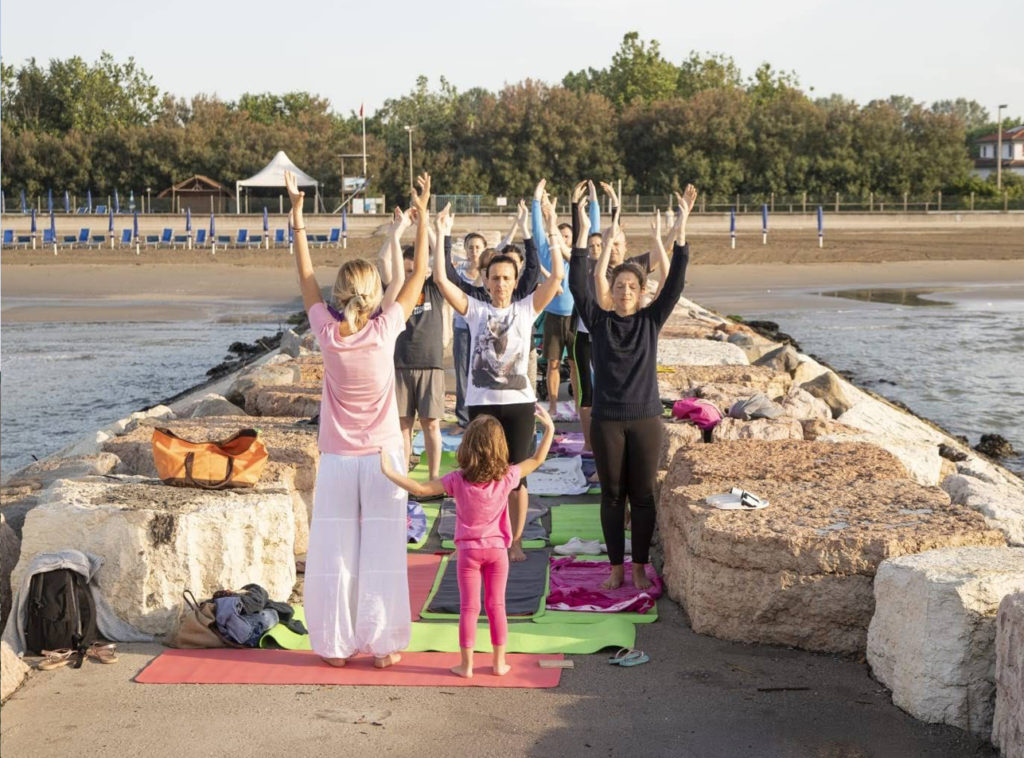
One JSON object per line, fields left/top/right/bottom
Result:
{"left": 135, "top": 649, "right": 563, "bottom": 688}
{"left": 407, "top": 553, "right": 442, "bottom": 622}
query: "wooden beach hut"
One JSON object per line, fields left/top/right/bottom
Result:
{"left": 158, "top": 175, "right": 233, "bottom": 214}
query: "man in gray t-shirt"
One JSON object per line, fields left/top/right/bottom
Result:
{"left": 393, "top": 246, "right": 446, "bottom": 481}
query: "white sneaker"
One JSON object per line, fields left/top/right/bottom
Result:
{"left": 554, "top": 537, "right": 602, "bottom": 555}
{"left": 598, "top": 539, "right": 631, "bottom": 554}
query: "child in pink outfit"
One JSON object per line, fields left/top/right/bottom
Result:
{"left": 382, "top": 405, "right": 554, "bottom": 678}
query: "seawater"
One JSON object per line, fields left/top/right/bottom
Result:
{"left": 1, "top": 303, "right": 297, "bottom": 480}
{"left": 738, "top": 285, "right": 1024, "bottom": 476}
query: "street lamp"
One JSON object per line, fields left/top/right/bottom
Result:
{"left": 146, "top": 187, "right": 152, "bottom": 214}
{"left": 996, "top": 104, "right": 1008, "bottom": 190}
{"left": 404, "top": 125, "right": 416, "bottom": 191}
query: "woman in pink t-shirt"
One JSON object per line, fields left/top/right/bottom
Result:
{"left": 381, "top": 406, "right": 554, "bottom": 678}
{"left": 285, "top": 169, "right": 432, "bottom": 669}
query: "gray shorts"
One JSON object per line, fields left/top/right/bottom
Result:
{"left": 395, "top": 368, "right": 446, "bottom": 419}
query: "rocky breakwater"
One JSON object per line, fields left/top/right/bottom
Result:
{"left": 657, "top": 440, "right": 1004, "bottom": 653}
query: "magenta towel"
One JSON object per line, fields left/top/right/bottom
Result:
{"left": 546, "top": 557, "right": 662, "bottom": 614}
{"left": 671, "top": 398, "right": 722, "bottom": 430}
{"left": 550, "top": 432, "right": 585, "bottom": 457}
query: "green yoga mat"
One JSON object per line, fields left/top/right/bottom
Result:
{"left": 408, "top": 450, "right": 459, "bottom": 484}
{"left": 419, "top": 553, "right": 550, "bottom": 621}
{"left": 536, "top": 607, "right": 659, "bottom": 624}
{"left": 440, "top": 538, "right": 546, "bottom": 550}
{"left": 407, "top": 616, "right": 634, "bottom": 653}
{"left": 261, "top": 606, "right": 311, "bottom": 650}
{"left": 549, "top": 503, "right": 630, "bottom": 546}
{"left": 408, "top": 501, "right": 441, "bottom": 551}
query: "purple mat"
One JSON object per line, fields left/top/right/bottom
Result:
{"left": 547, "top": 557, "right": 662, "bottom": 614}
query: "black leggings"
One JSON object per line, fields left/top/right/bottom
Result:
{"left": 590, "top": 416, "right": 662, "bottom": 565}
{"left": 468, "top": 402, "right": 535, "bottom": 490}
{"left": 571, "top": 330, "right": 593, "bottom": 408}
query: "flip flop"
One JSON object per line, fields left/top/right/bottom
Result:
{"left": 86, "top": 642, "right": 118, "bottom": 664}
{"left": 37, "top": 648, "right": 75, "bottom": 670}
{"left": 607, "top": 648, "right": 649, "bottom": 666}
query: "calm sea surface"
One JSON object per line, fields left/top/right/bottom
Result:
{"left": 2, "top": 283, "right": 1022, "bottom": 479}
{"left": 1, "top": 300, "right": 297, "bottom": 480}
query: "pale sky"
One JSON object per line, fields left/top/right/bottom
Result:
{"left": 1, "top": 0, "right": 1019, "bottom": 120}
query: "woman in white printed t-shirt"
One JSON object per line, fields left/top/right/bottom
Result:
{"left": 433, "top": 189, "right": 565, "bottom": 562}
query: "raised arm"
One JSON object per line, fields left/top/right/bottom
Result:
{"left": 588, "top": 180, "right": 601, "bottom": 235}
{"left": 569, "top": 200, "right": 600, "bottom": 329}
{"left": 648, "top": 184, "right": 697, "bottom": 326}
{"left": 381, "top": 208, "right": 411, "bottom": 309}
{"left": 432, "top": 204, "right": 470, "bottom": 316}
{"left": 380, "top": 448, "right": 445, "bottom": 498}
{"left": 531, "top": 192, "right": 565, "bottom": 313}
{"left": 511, "top": 200, "right": 540, "bottom": 299}
{"left": 593, "top": 199, "right": 614, "bottom": 312}
{"left": 285, "top": 171, "right": 323, "bottom": 312}
{"left": 599, "top": 181, "right": 621, "bottom": 258}
{"left": 647, "top": 210, "right": 670, "bottom": 300}
{"left": 394, "top": 174, "right": 431, "bottom": 321}
{"left": 516, "top": 406, "right": 555, "bottom": 477}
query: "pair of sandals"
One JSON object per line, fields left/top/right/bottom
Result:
{"left": 37, "top": 642, "right": 118, "bottom": 670}
{"left": 705, "top": 488, "right": 770, "bottom": 510}
{"left": 608, "top": 648, "right": 649, "bottom": 667}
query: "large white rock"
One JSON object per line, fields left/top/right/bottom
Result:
{"left": 818, "top": 429, "right": 943, "bottom": 487}
{"left": 658, "top": 421, "right": 703, "bottom": 470}
{"left": 1, "top": 514, "right": 20, "bottom": 629}
{"left": 943, "top": 473, "right": 1024, "bottom": 547}
{"left": 780, "top": 387, "right": 832, "bottom": 422}
{"left": 993, "top": 592, "right": 1024, "bottom": 758}
{"left": 657, "top": 339, "right": 749, "bottom": 367}
{"left": 711, "top": 417, "right": 804, "bottom": 442}
{"left": 11, "top": 477, "right": 296, "bottom": 636}
{"left": 227, "top": 363, "right": 302, "bottom": 409}
{"left": 1, "top": 639, "right": 29, "bottom": 703}
{"left": 189, "top": 393, "right": 247, "bottom": 419}
{"left": 791, "top": 356, "right": 830, "bottom": 385}
{"left": 867, "top": 546, "right": 1024, "bottom": 737}
{"left": 839, "top": 395, "right": 947, "bottom": 446}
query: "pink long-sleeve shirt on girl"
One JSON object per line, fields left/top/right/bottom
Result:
{"left": 441, "top": 464, "right": 521, "bottom": 550}
{"left": 308, "top": 301, "right": 404, "bottom": 456}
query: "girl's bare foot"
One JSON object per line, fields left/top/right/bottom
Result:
{"left": 632, "top": 563, "right": 653, "bottom": 590}
{"left": 450, "top": 663, "right": 473, "bottom": 678}
{"left": 493, "top": 662, "right": 511, "bottom": 676}
{"left": 509, "top": 541, "right": 527, "bottom": 562}
{"left": 373, "top": 652, "right": 402, "bottom": 669}
{"left": 601, "top": 564, "right": 625, "bottom": 590}
{"left": 322, "top": 656, "right": 349, "bottom": 667}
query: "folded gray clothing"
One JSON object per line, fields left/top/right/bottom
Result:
{"left": 437, "top": 499, "right": 549, "bottom": 542}
{"left": 728, "top": 393, "right": 785, "bottom": 420}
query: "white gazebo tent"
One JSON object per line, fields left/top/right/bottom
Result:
{"left": 235, "top": 150, "right": 319, "bottom": 213}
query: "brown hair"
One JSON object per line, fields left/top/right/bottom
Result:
{"left": 611, "top": 261, "right": 646, "bottom": 292}
{"left": 332, "top": 258, "right": 382, "bottom": 332}
{"left": 457, "top": 415, "right": 509, "bottom": 483}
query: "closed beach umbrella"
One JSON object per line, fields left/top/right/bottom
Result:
{"left": 729, "top": 207, "right": 736, "bottom": 249}
{"left": 1, "top": 190, "right": 5, "bottom": 213}
{"left": 30, "top": 207, "right": 37, "bottom": 233}
{"left": 817, "top": 206, "right": 824, "bottom": 248}
{"left": 133, "top": 210, "right": 139, "bottom": 241}
{"left": 47, "top": 188, "right": 53, "bottom": 213}
{"left": 108, "top": 207, "right": 114, "bottom": 232}
{"left": 86, "top": 189, "right": 93, "bottom": 213}
{"left": 263, "top": 206, "right": 269, "bottom": 232}
{"left": 342, "top": 208, "right": 348, "bottom": 249}
{"left": 20, "top": 189, "right": 27, "bottom": 213}
{"left": 761, "top": 204, "right": 768, "bottom": 245}
{"left": 64, "top": 190, "right": 70, "bottom": 214}
{"left": 209, "top": 212, "right": 215, "bottom": 238}
{"left": 129, "top": 189, "right": 135, "bottom": 212}
{"left": 49, "top": 209, "right": 56, "bottom": 239}
{"left": 114, "top": 189, "right": 120, "bottom": 214}
{"left": 186, "top": 207, "right": 192, "bottom": 232}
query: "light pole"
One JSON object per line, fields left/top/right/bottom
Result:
{"left": 146, "top": 187, "right": 152, "bottom": 214}
{"left": 996, "top": 104, "right": 1008, "bottom": 190}
{"left": 404, "top": 125, "right": 416, "bottom": 190}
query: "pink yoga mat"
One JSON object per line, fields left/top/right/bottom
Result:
{"left": 408, "top": 553, "right": 443, "bottom": 621}
{"left": 135, "top": 649, "right": 563, "bottom": 688}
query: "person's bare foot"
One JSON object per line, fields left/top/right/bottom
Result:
{"left": 601, "top": 564, "right": 625, "bottom": 590}
{"left": 509, "top": 541, "right": 527, "bottom": 562}
{"left": 450, "top": 663, "right": 473, "bottom": 678}
{"left": 322, "top": 656, "right": 349, "bottom": 667}
{"left": 493, "top": 662, "right": 511, "bottom": 676}
{"left": 632, "top": 563, "right": 653, "bottom": 590}
{"left": 373, "top": 652, "right": 402, "bottom": 669}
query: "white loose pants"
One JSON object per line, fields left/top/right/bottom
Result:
{"left": 304, "top": 448, "right": 410, "bottom": 659}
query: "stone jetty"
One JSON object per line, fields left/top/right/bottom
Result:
{"left": 1, "top": 299, "right": 1022, "bottom": 754}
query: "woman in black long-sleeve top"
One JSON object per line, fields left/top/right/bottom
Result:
{"left": 568, "top": 184, "right": 698, "bottom": 590}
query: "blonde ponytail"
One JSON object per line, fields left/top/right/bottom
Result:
{"left": 332, "top": 260, "right": 382, "bottom": 332}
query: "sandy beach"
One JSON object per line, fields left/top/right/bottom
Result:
{"left": 4, "top": 228, "right": 1023, "bottom": 322}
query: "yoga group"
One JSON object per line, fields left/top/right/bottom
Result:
{"left": 284, "top": 168, "right": 696, "bottom": 677}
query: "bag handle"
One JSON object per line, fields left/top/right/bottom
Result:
{"left": 182, "top": 589, "right": 201, "bottom": 613}
{"left": 183, "top": 452, "right": 234, "bottom": 490}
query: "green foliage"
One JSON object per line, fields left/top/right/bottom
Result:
{"left": 0, "top": 44, "right": 990, "bottom": 206}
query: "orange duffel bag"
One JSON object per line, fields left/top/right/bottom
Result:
{"left": 152, "top": 427, "right": 268, "bottom": 489}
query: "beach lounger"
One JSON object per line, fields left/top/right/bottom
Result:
{"left": 172, "top": 234, "right": 188, "bottom": 248}
{"left": 120, "top": 229, "right": 133, "bottom": 246}
{"left": 195, "top": 229, "right": 207, "bottom": 246}
{"left": 42, "top": 229, "right": 56, "bottom": 245}
{"left": 216, "top": 234, "right": 231, "bottom": 246}
{"left": 311, "top": 233, "right": 328, "bottom": 247}
{"left": 248, "top": 233, "right": 263, "bottom": 248}
{"left": 145, "top": 234, "right": 160, "bottom": 247}
{"left": 95, "top": 205, "right": 106, "bottom": 214}
{"left": 91, "top": 234, "right": 106, "bottom": 247}
{"left": 235, "top": 229, "right": 249, "bottom": 247}
{"left": 17, "top": 235, "right": 33, "bottom": 247}
{"left": 75, "top": 228, "right": 91, "bottom": 248}
{"left": 159, "top": 228, "right": 173, "bottom": 246}
{"left": 1, "top": 229, "right": 13, "bottom": 247}
{"left": 62, "top": 234, "right": 77, "bottom": 245}
{"left": 328, "top": 228, "right": 341, "bottom": 247}
{"left": 273, "top": 229, "right": 286, "bottom": 247}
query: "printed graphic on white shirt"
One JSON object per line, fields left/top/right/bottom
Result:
{"left": 465, "top": 297, "right": 537, "bottom": 406}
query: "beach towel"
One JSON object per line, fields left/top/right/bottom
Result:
{"left": 550, "top": 432, "right": 586, "bottom": 457}
{"left": 546, "top": 557, "right": 661, "bottom": 614}
{"left": 671, "top": 398, "right": 722, "bottom": 430}
{"left": 407, "top": 500, "right": 428, "bottom": 543}
{"left": 530, "top": 456, "right": 589, "bottom": 497}
{"left": 412, "top": 429, "right": 464, "bottom": 455}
